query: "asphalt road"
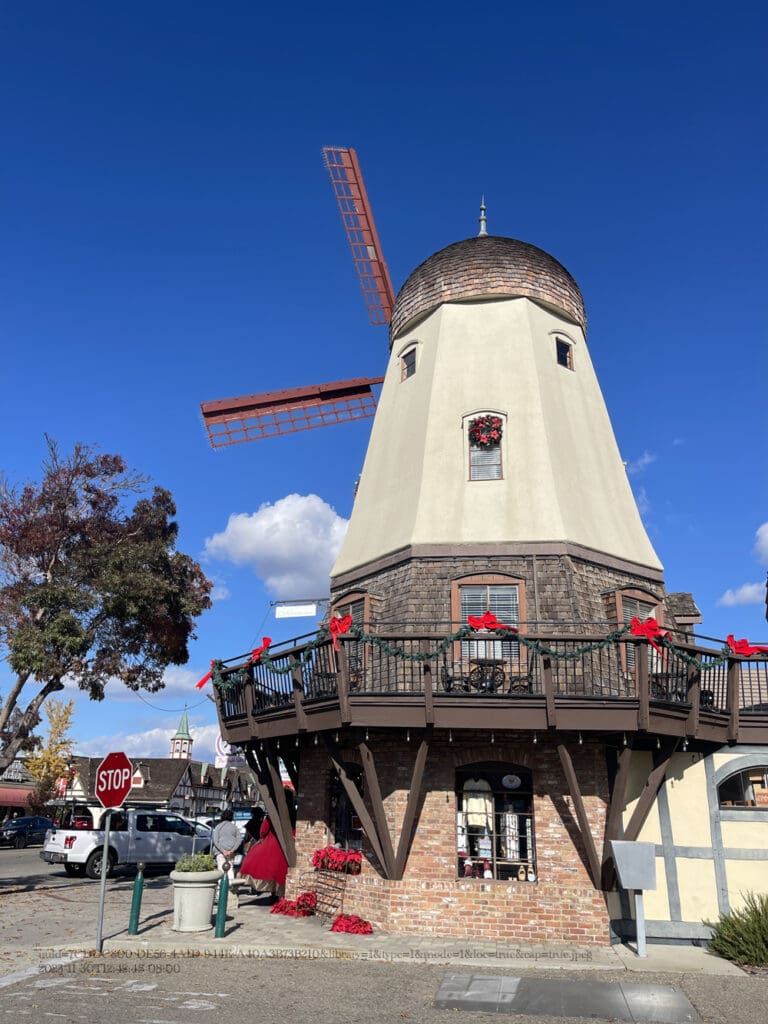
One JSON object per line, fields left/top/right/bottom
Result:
{"left": 2, "top": 953, "right": 768, "bottom": 1024}
{"left": 3, "top": 848, "right": 768, "bottom": 1024}
{"left": 0, "top": 843, "right": 171, "bottom": 889}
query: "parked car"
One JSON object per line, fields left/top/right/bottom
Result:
{"left": 0, "top": 816, "right": 56, "bottom": 848}
{"left": 188, "top": 819, "right": 213, "bottom": 851}
{"left": 41, "top": 809, "right": 209, "bottom": 878}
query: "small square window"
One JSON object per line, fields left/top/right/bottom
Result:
{"left": 556, "top": 339, "right": 573, "bottom": 369}
{"left": 401, "top": 348, "right": 416, "bottom": 380}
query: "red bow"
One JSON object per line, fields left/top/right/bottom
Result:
{"left": 629, "top": 616, "right": 668, "bottom": 653}
{"left": 726, "top": 634, "right": 768, "bottom": 657}
{"left": 195, "top": 659, "right": 216, "bottom": 690}
{"left": 330, "top": 615, "right": 353, "bottom": 651}
{"left": 468, "top": 611, "right": 517, "bottom": 632}
{"left": 247, "top": 637, "right": 272, "bottom": 665}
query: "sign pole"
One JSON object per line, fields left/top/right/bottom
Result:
{"left": 92, "top": 751, "right": 133, "bottom": 954}
{"left": 95, "top": 809, "right": 112, "bottom": 953}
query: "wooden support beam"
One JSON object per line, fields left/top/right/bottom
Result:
{"left": 290, "top": 657, "right": 308, "bottom": 732}
{"left": 243, "top": 745, "right": 295, "bottom": 866}
{"left": 323, "top": 733, "right": 392, "bottom": 877}
{"left": 601, "top": 746, "right": 633, "bottom": 889}
{"left": 557, "top": 742, "right": 602, "bottom": 889}
{"left": 358, "top": 741, "right": 397, "bottom": 878}
{"left": 623, "top": 740, "right": 677, "bottom": 843}
{"left": 727, "top": 658, "right": 740, "bottom": 743}
{"left": 603, "top": 746, "right": 633, "bottom": 845}
{"left": 394, "top": 729, "right": 431, "bottom": 879}
{"left": 543, "top": 657, "right": 557, "bottom": 728}
{"left": 258, "top": 742, "right": 296, "bottom": 865}
{"left": 636, "top": 643, "right": 649, "bottom": 731}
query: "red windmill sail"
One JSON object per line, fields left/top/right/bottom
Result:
{"left": 200, "top": 148, "right": 391, "bottom": 449}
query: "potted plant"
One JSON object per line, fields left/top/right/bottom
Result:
{"left": 169, "top": 852, "right": 223, "bottom": 932}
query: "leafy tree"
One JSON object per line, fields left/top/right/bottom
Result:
{"left": 0, "top": 699, "right": 40, "bottom": 758}
{"left": 0, "top": 438, "right": 212, "bottom": 772}
{"left": 25, "top": 697, "right": 74, "bottom": 809}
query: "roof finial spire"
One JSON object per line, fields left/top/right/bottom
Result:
{"left": 478, "top": 195, "right": 488, "bottom": 236}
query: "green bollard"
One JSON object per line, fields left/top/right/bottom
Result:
{"left": 214, "top": 862, "right": 230, "bottom": 938}
{"left": 128, "top": 862, "right": 145, "bottom": 935}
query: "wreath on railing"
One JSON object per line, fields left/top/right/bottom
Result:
{"left": 468, "top": 415, "right": 503, "bottom": 447}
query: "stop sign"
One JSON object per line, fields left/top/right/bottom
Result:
{"left": 94, "top": 751, "right": 133, "bottom": 809}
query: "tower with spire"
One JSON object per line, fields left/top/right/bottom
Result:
{"left": 169, "top": 709, "right": 192, "bottom": 760}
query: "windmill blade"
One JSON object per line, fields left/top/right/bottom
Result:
{"left": 323, "top": 146, "right": 395, "bottom": 326}
{"left": 201, "top": 376, "right": 385, "bottom": 448}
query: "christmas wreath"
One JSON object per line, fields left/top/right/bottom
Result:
{"left": 468, "top": 415, "right": 503, "bottom": 448}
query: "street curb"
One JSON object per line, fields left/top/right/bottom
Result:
{"left": 10, "top": 939, "right": 745, "bottom": 976}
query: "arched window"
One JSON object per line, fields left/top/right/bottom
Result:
{"left": 466, "top": 412, "right": 505, "bottom": 481}
{"left": 448, "top": 575, "right": 530, "bottom": 690}
{"left": 456, "top": 763, "right": 536, "bottom": 881}
{"left": 555, "top": 337, "right": 573, "bottom": 369}
{"left": 400, "top": 346, "right": 417, "bottom": 380}
{"left": 718, "top": 767, "right": 768, "bottom": 809}
{"left": 331, "top": 591, "right": 370, "bottom": 687}
{"left": 608, "top": 587, "right": 663, "bottom": 674}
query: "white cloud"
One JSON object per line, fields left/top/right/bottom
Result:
{"left": 204, "top": 493, "right": 348, "bottom": 599}
{"left": 73, "top": 721, "right": 221, "bottom": 764}
{"left": 634, "top": 486, "right": 651, "bottom": 517}
{"left": 204, "top": 572, "right": 231, "bottom": 602}
{"left": 62, "top": 665, "right": 216, "bottom": 704}
{"left": 717, "top": 583, "right": 765, "bottom": 607}
{"left": 754, "top": 522, "right": 768, "bottom": 566}
{"left": 626, "top": 451, "right": 657, "bottom": 475}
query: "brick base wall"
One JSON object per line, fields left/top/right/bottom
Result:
{"left": 286, "top": 730, "right": 611, "bottom": 945}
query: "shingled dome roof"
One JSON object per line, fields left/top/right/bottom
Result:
{"left": 390, "top": 235, "right": 586, "bottom": 343}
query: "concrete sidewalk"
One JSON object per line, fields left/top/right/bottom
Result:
{"left": 0, "top": 875, "right": 745, "bottom": 979}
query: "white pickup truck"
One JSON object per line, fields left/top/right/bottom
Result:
{"left": 41, "top": 809, "right": 210, "bottom": 879}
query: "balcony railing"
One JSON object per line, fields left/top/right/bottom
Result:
{"left": 212, "top": 622, "right": 768, "bottom": 731}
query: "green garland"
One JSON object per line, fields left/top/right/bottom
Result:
{"left": 212, "top": 623, "right": 736, "bottom": 693}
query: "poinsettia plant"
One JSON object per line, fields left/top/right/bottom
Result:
{"left": 270, "top": 891, "right": 317, "bottom": 917}
{"left": 468, "top": 415, "right": 503, "bottom": 448}
{"left": 331, "top": 913, "right": 373, "bottom": 935}
{"left": 311, "top": 845, "right": 362, "bottom": 874}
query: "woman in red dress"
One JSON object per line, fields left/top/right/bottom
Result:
{"left": 239, "top": 816, "right": 290, "bottom": 898}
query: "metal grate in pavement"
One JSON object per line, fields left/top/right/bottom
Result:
{"left": 434, "top": 973, "right": 700, "bottom": 1022}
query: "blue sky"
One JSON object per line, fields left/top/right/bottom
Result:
{"left": 2, "top": 2, "right": 766, "bottom": 763}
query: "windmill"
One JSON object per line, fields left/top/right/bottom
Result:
{"left": 201, "top": 145, "right": 661, "bottom": 594}
{"left": 200, "top": 148, "right": 393, "bottom": 448}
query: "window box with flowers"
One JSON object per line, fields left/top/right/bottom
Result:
{"left": 311, "top": 845, "right": 362, "bottom": 874}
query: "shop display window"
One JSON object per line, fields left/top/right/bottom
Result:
{"left": 456, "top": 763, "right": 536, "bottom": 881}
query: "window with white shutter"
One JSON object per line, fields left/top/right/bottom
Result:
{"left": 469, "top": 443, "right": 502, "bottom": 480}
{"left": 460, "top": 584, "right": 520, "bottom": 659}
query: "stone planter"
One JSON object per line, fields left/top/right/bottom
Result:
{"left": 169, "top": 868, "right": 223, "bottom": 932}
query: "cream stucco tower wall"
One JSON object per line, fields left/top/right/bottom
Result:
{"left": 332, "top": 235, "right": 661, "bottom": 580}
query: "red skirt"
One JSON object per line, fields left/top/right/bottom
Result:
{"left": 239, "top": 828, "right": 288, "bottom": 887}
